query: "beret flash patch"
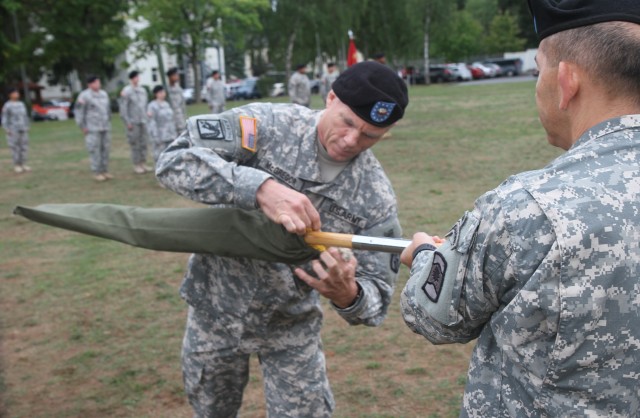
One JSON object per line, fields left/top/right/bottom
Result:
{"left": 422, "top": 252, "right": 447, "bottom": 303}
{"left": 370, "top": 101, "right": 396, "bottom": 123}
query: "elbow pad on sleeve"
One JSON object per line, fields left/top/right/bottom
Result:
{"left": 186, "top": 113, "right": 256, "bottom": 162}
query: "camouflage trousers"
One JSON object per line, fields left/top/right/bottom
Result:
{"left": 85, "top": 130, "right": 111, "bottom": 173}
{"left": 182, "top": 306, "right": 335, "bottom": 418}
{"left": 6, "top": 130, "right": 28, "bottom": 165}
{"left": 209, "top": 103, "right": 225, "bottom": 114}
{"left": 152, "top": 139, "right": 173, "bottom": 163}
{"left": 126, "top": 123, "right": 149, "bottom": 165}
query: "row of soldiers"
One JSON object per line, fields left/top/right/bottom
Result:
{"left": 74, "top": 68, "right": 187, "bottom": 181}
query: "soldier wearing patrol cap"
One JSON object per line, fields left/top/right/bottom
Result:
{"left": 288, "top": 63, "right": 311, "bottom": 107}
{"left": 75, "top": 75, "right": 112, "bottom": 181}
{"left": 166, "top": 67, "right": 187, "bottom": 133}
{"left": 400, "top": 1, "right": 640, "bottom": 416}
{"left": 156, "top": 61, "right": 408, "bottom": 417}
{"left": 119, "top": 70, "right": 151, "bottom": 174}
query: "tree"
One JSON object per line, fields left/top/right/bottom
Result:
{"left": 485, "top": 11, "right": 526, "bottom": 55}
{"left": 28, "top": 0, "right": 130, "bottom": 89}
{"left": 135, "top": 0, "right": 268, "bottom": 102}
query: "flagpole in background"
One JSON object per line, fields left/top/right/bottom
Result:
{"left": 347, "top": 29, "right": 358, "bottom": 67}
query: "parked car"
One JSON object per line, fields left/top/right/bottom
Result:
{"left": 270, "top": 82, "right": 286, "bottom": 97}
{"left": 445, "top": 63, "right": 472, "bottom": 81}
{"left": 428, "top": 65, "right": 453, "bottom": 83}
{"left": 183, "top": 88, "right": 195, "bottom": 104}
{"left": 32, "top": 101, "right": 70, "bottom": 121}
{"left": 467, "top": 65, "right": 485, "bottom": 80}
{"left": 470, "top": 62, "right": 495, "bottom": 78}
{"left": 483, "top": 62, "right": 502, "bottom": 77}
{"left": 234, "top": 78, "right": 262, "bottom": 100}
{"left": 484, "top": 58, "right": 522, "bottom": 77}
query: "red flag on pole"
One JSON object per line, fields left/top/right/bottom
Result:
{"left": 347, "top": 30, "right": 357, "bottom": 67}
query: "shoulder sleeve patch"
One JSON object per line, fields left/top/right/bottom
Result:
{"left": 240, "top": 116, "right": 257, "bottom": 152}
{"left": 196, "top": 119, "right": 228, "bottom": 140}
{"left": 422, "top": 252, "right": 447, "bottom": 302}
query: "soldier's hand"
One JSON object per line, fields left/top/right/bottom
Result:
{"left": 82, "top": 128, "right": 88, "bottom": 134}
{"left": 400, "top": 232, "right": 440, "bottom": 267}
{"left": 127, "top": 124, "right": 133, "bottom": 130}
{"left": 294, "top": 247, "right": 359, "bottom": 308}
{"left": 256, "top": 178, "right": 321, "bottom": 234}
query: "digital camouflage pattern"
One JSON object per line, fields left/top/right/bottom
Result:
{"left": 288, "top": 71, "right": 311, "bottom": 107}
{"left": 402, "top": 115, "right": 640, "bottom": 417}
{"left": 205, "top": 78, "right": 225, "bottom": 114}
{"left": 74, "top": 88, "right": 111, "bottom": 173}
{"left": 167, "top": 83, "right": 187, "bottom": 132}
{"left": 156, "top": 102, "right": 401, "bottom": 417}
{"left": 120, "top": 84, "right": 149, "bottom": 165}
{"left": 147, "top": 100, "right": 177, "bottom": 161}
{"left": 1, "top": 100, "right": 30, "bottom": 166}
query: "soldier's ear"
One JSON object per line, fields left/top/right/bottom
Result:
{"left": 325, "top": 91, "right": 336, "bottom": 108}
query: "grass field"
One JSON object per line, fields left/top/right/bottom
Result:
{"left": 0, "top": 79, "right": 562, "bottom": 418}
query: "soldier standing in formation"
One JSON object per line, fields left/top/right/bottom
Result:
{"left": 147, "top": 85, "right": 177, "bottom": 164}
{"left": 1, "top": 88, "right": 31, "bottom": 174}
{"left": 74, "top": 76, "right": 112, "bottom": 181}
{"left": 120, "top": 70, "right": 151, "bottom": 174}
{"left": 288, "top": 63, "right": 311, "bottom": 107}
{"left": 319, "top": 63, "right": 339, "bottom": 105}
{"left": 166, "top": 67, "right": 187, "bottom": 133}
{"left": 205, "top": 70, "right": 225, "bottom": 114}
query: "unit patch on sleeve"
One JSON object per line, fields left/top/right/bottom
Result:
{"left": 197, "top": 119, "right": 226, "bottom": 140}
{"left": 240, "top": 116, "right": 258, "bottom": 152}
{"left": 422, "top": 252, "right": 447, "bottom": 303}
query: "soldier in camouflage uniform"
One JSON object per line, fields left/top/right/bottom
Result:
{"left": 288, "top": 64, "right": 311, "bottom": 107}
{"left": 74, "top": 76, "right": 112, "bottom": 181}
{"left": 147, "top": 85, "right": 177, "bottom": 163}
{"left": 120, "top": 70, "right": 151, "bottom": 174}
{"left": 205, "top": 70, "right": 225, "bottom": 114}
{"left": 1, "top": 88, "right": 31, "bottom": 174}
{"left": 156, "top": 61, "right": 408, "bottom": 417}
{"left": 166, "top": 67, "right": 187, "bottom": 133}
{"left": 400, "top": 1, "right": 640, "bottom": 416}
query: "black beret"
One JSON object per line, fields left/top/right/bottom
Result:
{"left": 86, "top": 75, "right": 99, "bottom": 84}
{"left": 128, "top": 70, "right": 139, "bottom": 79}
{"left": 331, "top": 61, "right": 408, "bottom": 127}
{"left": 295, "top": 64, "right": 306, "bottom": 70}
{"left": 528, "top": 0, "right": 640, "bottom": 41}
{"left": 166, "top": 67, "right": 178, "bottom": 76}
{"left": 152, "top": 85, "right": 164, "bottom": 95}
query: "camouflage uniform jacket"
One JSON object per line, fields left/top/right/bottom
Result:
{"left": 206, "top": 78, "right": 225, "bottom": 107}
{"left": 156, "top": 103, "right": 401, "bottom": 350}
{"left": 147, "top": 100, "right": 177, "bottom": 143}
{"left": 401, "top": 115, "right": 640, "bottom": 417}
{"left": 1, "top": 101, "right": 29, "bottom": 132}
{"left": 167, "top": 84, "right": 187, "bottom": 132}
{"left": 74, "top": 88, "right": 111, "bottom": 132}
{"left": 288, "top": 72, "right": 311, "bottom": 106}
{"left": 119, "top": 85, "right": 148, "bottom": 125}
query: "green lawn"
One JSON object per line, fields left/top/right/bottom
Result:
{"left": 0, "top": 80, "right": 561, "bottom": 417}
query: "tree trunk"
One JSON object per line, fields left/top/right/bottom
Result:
{"left": 423, "top": 12, "right": 431, "bottom": 86}
{"left": 285, "top": 29, "right": 297, "bottom": 79}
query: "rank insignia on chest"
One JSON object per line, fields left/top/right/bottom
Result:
{"left": 240, "top": 116, "right": 258, "bottom": 152}
{"left": 370, "top": 101, "right": 396, "bottom": 124}
{"left": 197, "top": 119, "right": 226, "bottom": 140}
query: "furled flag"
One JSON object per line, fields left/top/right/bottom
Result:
{"left": 347, "top": 30, "right": 358, "bottom": 67}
